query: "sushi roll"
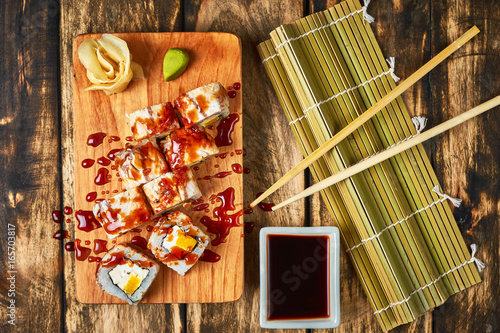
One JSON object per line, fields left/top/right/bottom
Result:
{"left": 126, "top": 102, "right": 180, "bottom": 141}
{"left": 115, "top": 139, "right": 169, "bottom": 189}
{"left": 174, "top": 82, "right": 230, "bottom": 128}
{"left": 148, "top": 211, "right": 210, "bottom": 276}
{"left": 160, "top": 126, "right": 219, "bottom": 170}
{"left": 142, "top": 172, "right": 184, "bottom": 217}
{"left": 96, "top": 244, "right": 160, "bottom": 305}
{"left": 173, "top": 166, "right": 202, "bottom": 202}
{"left": 93, "top": 187, "right": 153, "bottom": 239}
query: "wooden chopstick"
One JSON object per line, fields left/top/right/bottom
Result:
{"left": 272, "top": 95, "right": 500, "bottom": 210}
{"left": 250, "top": 26, "right": 480, "bottom": 208}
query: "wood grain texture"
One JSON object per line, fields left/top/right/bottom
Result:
{"left": 0, "top": 0, "right": 497, "bottom": 332}
{"left": 183, "top": 1, "right": 307, "bottom": 333}
{"left": 60, "top": 1, "right": 185, "bottom": 332}
{"left": 429, "top": 0, "right": 500, "bottom": 332}
{"left": 72, "top": 32, "right": 243, "bottom": 304}
{"left": 0, "top": 1, "right": 62, "bottom": 332}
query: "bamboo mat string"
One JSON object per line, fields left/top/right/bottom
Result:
{"left": 273, "top": 0, "right": 374, "bottom": 53}
{"left": 356, "top": 116, "right": 427, "bottom": 163}
{"left": 289, "top": 57, "right": 400, "bottom": 125}
{"left": 346, "top": 185, "right": 460, "bottom": 253}
{"left": 374, "top": 244, "right": 485, "bottom": 315}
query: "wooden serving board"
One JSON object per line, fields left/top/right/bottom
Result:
{"left": 72, "top": 32, "right": 243, "bottom": 304}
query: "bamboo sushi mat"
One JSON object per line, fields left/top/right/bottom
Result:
{"left": 257, "top": 0, "right": 483, "bottom": 330}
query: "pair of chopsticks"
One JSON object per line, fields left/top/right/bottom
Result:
{"left": 250, "top": 26, "right": 498, "bottom": 211}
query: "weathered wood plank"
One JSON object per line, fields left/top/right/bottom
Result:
{"left": 310, "top": 0, "right": 433, "bottom": 332}
{"left": 183, "top": 1, "right": 306, "bottom": 332}
{"left": 60, "top": 1, "right": 184, "bottom": 332}
{"left": 430, "top": 0, "right": 500, "bottom": 332}
{"left": 0, "top": 1, "right": 61, "bottom": 332}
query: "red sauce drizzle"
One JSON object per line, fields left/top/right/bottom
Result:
{"left": 110, "top": 136, "right": 120, "bottom": 142}
{"left": 201, "top": 171, "right": 232, "bottom": 180}
{"left": 244, "top": 222, "right": 255, "bottom": 234}
{"left": 75, "top": 210, "right": 101, "bottom": 232}
{"left": 228, "top": 91, "right": 237, "bottom": 98}
{"left": 243, "top": 168, "right": 250, "bottom": 174}
{"left": 95, "top": 199, "right": 104, "bottom": 204}
{"left": 235, "top": 149, "right": 243, "bottom": 155}
{"left": 66, "top": 219, "right": 71, "bottom": 223}
{"left": 82, "top": 159, "right": 95, "bottom": 168}
{"left": 244, "top": 207, "right": 253, "bottom": 215}
{"left": 193, "top": 166, "right": 200, "bottom": 171}
{"left": 192, "top": 198, "right": 204, "bottom": 205}
{"left": 101, "top": 252, "right": 125, "bottom": 268}
{"left": 87, "top": 133, "right": 106, "bottom": 147}
{"left": 65, "top": 242, "right": 75, "bottom": 252}
{"left": 232, "top": 163, "right": 242, "bottom": 173}
{"left": 193, "top": 203, "right": 209, "bottom": 211}
{"left": 199, "top": 249, "right": 221, "bottom": 263}
{"left": 131, "top": 236, "right": 148, "bottom": 250}
{"left": 53, "top": 230, "right": 69, "bottom": 240}
{"left": 63, "top": 206, "right": 72, "bottom": 215}
{"left": 95, "top": 168, "right": 110, "bottom": 185}
{"left": 93, "top": 239, "right": 108, "bottom": 254}
{"left": 107, "top": 148, "right": 121, "bottom": 161}
{"left": 214, "top": 113, "right": 239, "bottom": 147}
{"left": 52, "top": 210, "right": 62, "bottom": 223}
{"left": 75, "top": 239, "right": 92, "bottom": 261}
{"left": 227, "top": 85, "right": 233, "bottom": 90}
{"left": 130, "top": 228, "right": 142, "bottom": 233}
{"left": 200, "top": 187, "right": 243, "bottom": 246}
{"left": 97, "top": 157, "right": 111, "bottom": 166}
{"left": 125, "top": 136, "right": 133, "bottom": 142}
{"left": 256, "top": 192, "right": 275, "bottom": 211}
{"left": 88, "top": 256, "right": 102, "bottom": 262}
{"left": 86, "top": 192, "right": 97, "bottom": 202}
{"left": 233, "top": 82, "right": 241, "bottom": 90}
{"left": 146, "top": 225, "right": 154, "bottom": 232}
{"left": 85, "top": 240, "right": 91, "bottom": 245}
{"left": 218, "top": 153, "right": 227, "bottom": 159}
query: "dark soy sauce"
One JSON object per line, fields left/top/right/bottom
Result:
{"left": 267, "top": 234, "right": 330, "bottom": 321}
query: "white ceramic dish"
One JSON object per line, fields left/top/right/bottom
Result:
{"left": 259, "top": 226, "right": 340, "bottom": 329}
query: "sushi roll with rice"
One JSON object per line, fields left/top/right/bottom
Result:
{"left": 148, "top": 211, "right": 209, "bottom": 276}
{"left": 115, "top": 139, "right": 169, "bottom": 189}
{"left": 96, "top": 244, "right": 160, "bottom": 305}
{"left": 174, "top": 82, "right": 230, "bottom": 128}
{"left": 126, "top": 102, "right": 180, "bottom": 141}
{"left": 160, "top": 126, "right": 219, "bottom": 170}
{"left": 93, "top": 187, "right": 153, "bottom": 239}
{"left": 142, "top": 172, "right": 184, "bottom": 217}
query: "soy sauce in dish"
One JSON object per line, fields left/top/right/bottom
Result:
{"left": 266, "top": 234, "right": 330, "bottom": 321}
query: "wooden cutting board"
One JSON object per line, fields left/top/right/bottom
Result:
{"left": 72, "top": 32, "right": 243, "bottom": 303}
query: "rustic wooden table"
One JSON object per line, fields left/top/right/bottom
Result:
{"left": 1, "top": 0, "right": 498, "bottom": 332}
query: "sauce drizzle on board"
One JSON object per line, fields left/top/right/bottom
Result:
{"left": 131, "top": 236, "right": 148, "bottom": 250}
{"left": 82, "top": 159, "right": 95, "bottom": 168}
{"left": 75, "top": 210, "right": 101, "bottom": 232}
{"left": 86, "top": 192, "right": 97, "bottom": 202}
{"left": 94, "top": 168, "right": 110, "bottom": 185}
{"left": 199, "top": 249, "right": 221, "bottom": 263}
{"left": 266, "top": 234, "right": 330, "bottom": 321}
{"left": 75, "top": 239, "right": 92, "bottom": 261}
{"left": 200, "top": 187, "right": 243, "bottom": 246}
{"left": 214, "top": 113, "right": 239, "bottom": 147}
{"left": 87, "top": 133, "right": 107, "bottom": 147}
{"left": 93, "top": 239, "right": 108, "bottom": 255}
